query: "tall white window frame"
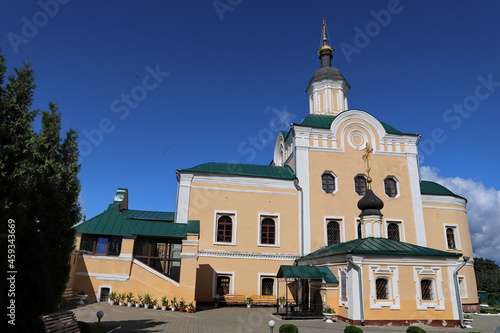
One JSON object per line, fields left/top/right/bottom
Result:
{"left": 414, "top": 267, "right": 445, "bottom": 310}
{"left": 384, "top": 219, "right": 405, "bottom": 242}
{"left": 213, "top": 211, "right": 237, "bottom": 246}
{"left": 383, "top": 175, "right": 400, "bottom": 198}
{"left": 257, "top": 213, "right": 280, "bottom": 247}
{"left": 325, "top": 217, "right": 344, "bottom": 246}
{"left": 443, "top": 224, "right": 461, "bottom": 250}
{"left": 212, "top": 271, "right": 235, "bottom": 298}
{"left": 369, "top": 266, "right": 400, "bottom": 309}
{"left": 321, "top": 171, "right": 338, "bottom": 194}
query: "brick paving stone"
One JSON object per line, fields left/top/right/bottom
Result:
{"left": 72, "top": 303, "right": 499, "bottom": 332}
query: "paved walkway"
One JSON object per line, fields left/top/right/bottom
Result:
{"left": 73, "top": 303, "right": 499, "bottom": 333}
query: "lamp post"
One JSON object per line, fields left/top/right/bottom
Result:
{"left": 96, "top": 310, "right": 104, "bottom": 327}
{"left": 268, "top": 320, "right": 275, "bottom": 333}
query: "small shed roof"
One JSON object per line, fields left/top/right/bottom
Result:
{"left": 277, "top": 265, "right": 338, "bottom": 284}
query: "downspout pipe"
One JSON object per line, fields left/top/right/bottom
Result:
{"left": 453, "top": 256, "right": 469, "bottom": 328}
{"left": 347, "top": 255, "right": 365, "bottom": 326}
{"left": 294, "top": 179, "right": 304, "bottom": 256}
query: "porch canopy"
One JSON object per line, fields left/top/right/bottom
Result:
{"left": 276, "top": 265, "right": 338, "bottom": 318}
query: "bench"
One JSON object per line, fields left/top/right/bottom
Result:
{"left": 221, "top": 294, "right": 246, "bottom": 304}
{"left": 62, "top": 288, "right": 79, "bottom": 306}
{"left": 251, "top": 295, "right": 276, "bottom": 305}
{"left": 40, "top": 310, "right": 80, "bottom": 333}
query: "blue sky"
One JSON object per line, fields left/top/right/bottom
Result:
{"left": 2, "top": 1, "right": 499, "bottom": 262}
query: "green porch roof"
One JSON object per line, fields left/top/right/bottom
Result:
{"left": 420, "top": 181, "right": 466, "bottom": 201}
{"left": 277, "top": 265, "right": 338, "bottom": 284}
{"left": 298, "top": 237, "right": 461, "bottom": 261}
{"left": 296, "top": 113, "right": 419, "bottom": 136}
{"left": 178, "top": 162, "right": 296, "bottom": 180}
{"left": 75, "top": 206, "right": 199, "bottom": 238}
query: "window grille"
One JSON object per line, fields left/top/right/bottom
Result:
{"left": 421, "top": 279, "right": 434, "bottom": 300}
{"left": 376, "top": 278, "right": 389, "bottom": 299}
{"left": 327, "top": 220, "right": 340, "bottom": 245}
{"left": 262, "top": 278, "right": 274, "bottom": 295}
{"left": 217, "top": 276, "right": 230, "bottom": 295}
{"left": 446, "top": 228, "right": 456, "bottom": 249}
{"left": 387, "top": 223, "right": 400, "bottom": 241}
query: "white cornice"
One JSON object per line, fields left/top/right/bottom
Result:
{"left": 198, "top": 249, "right": 300, "bottom": 261}
{"left": 191, "top": 174, "right": 296, "bottom": 190}
{"left": 190, "top": 185, "right": 297, "bottom": 196}
{"left": 421, "top": 195, "right": 467, "bottom": 208}
{"left": 76, "top": 272, "right": 130, "bottom": 282}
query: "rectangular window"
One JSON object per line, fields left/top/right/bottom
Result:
{"left": 326, "top": 219, "right": 341, "bottom": 245}
{"left": 258, "top": 214, "right": 279, "bottom": 247}
{"left": 80, "top": 234, "right": 122, "bottom": 256}
{"left": 444, "top": 225, "right": 460, "bottom": 250}
{"left": 341, "top": 270, "right": 347, "bottom": 301}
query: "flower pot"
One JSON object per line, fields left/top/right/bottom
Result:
{"left": 77, "top": 295, "right": 88, "bottom": 307}
{"left": 179, "top": 307, "right": 185, "bottom": 312}
{"left": 214, "top": 302, "right": 219, "bottom": 308}
{"left": 127, "top": 302, "right": 133, "bottom": 307}
{"left": 135, "top": 303, "right": 141, "bottom": 308}
{"left": 246, "top": 304, "right": 251, "bottom": 308}
{"left": 153, "top": 305, "right": 158, "bottom": 310}
{"left": 279, "top": 304, "right": 284, "bottom": 309}
{"left": 161, "top": 306, "right": 167, "bottom": 311}
{"left": 323, "top": 313, "right": 335, "bottom": 323}
{"left": 109, "top": 300, "right": 115, "bottom": 306}
{"left": 144, "top": 304, "right": 150, "bottom": 309}
{"left": 119, "top": 301, "right": 124, "bottom": 306}
{"left": 171, "top": 307, "right": 176, "bottom": 311}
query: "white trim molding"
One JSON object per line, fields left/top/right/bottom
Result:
{"left": 443, "top": 224, "right": 462, "bottom": 251}
{"left": 257, "top": 212, "right": 280, "bottom": 247}
{"left": 76, "top": 272, "right": 129, "bottom": 282}
{"left": 324, "top": 216, "right": 344, "bottom": 246}
{"left": 198, "top": 249, "right": 300, "bottom": 261}
{"left": 414, "top": 267, "right": 445, "bottom": 310}
{"left": 132, "top": 259, "right": 180, "bottom": 287}
{"left": 212, "top": 271, "right": 235, "bottom": 298}
{"left": 369, "top": 265, "right": 400, "bottom": 310}
{"left": 258, "top": 273, "right": 277, "bottom": 296}
{"left": 213, "top": 211, "right": 238, "bottom": 246}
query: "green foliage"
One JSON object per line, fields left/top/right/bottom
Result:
{"left": 161, "top": 296, "right": 169, "bottom": 306}
{"left": 344, "top": 326, "right": 363, "bottom": 333}
{"left": 143, "top": 293, "right": 152, "bottom": 306}
{"left": 279, "top": 323, "right": 299, "bottom": 333}
{"left": 109, "top": 292, "right": 117, "bottom": 302}
{"left": 323, "top": 305, "right": 334, "bottom": 313}
{"left": 406, "top": 326, "right": 426, "bottom": 333}
{"left": 126, "top": 292, "right": 134, "bottom": 303}
{"left": 474, "top": 257, "right": 500, "bottom": 294}
{"left": 0, "top": 54, "right": 81, "bottom": 332}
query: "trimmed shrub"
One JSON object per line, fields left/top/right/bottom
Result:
{"left": 344, "top": 326, "right": 363, "bottom": 333}
{"left": 406, "top": 326, "right": 426, "bottom": 333}
{"left": 279, "top": 323, "right": 299, "bottom": 333}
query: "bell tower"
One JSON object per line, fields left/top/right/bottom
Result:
{"left": 306, "top": 19, "right": 350, "bottom": 115}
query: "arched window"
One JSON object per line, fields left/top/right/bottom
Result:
{"left": 446, "top": 228, "right": 456, "bottom": 249}
{"left": 261, "top": 218, "right": 276, "bottom": 245}
{"left": 387, "top": 223, "right": 400, "bottom": 241}
{"left": 357, "top": 222, "right": 362, "bottom": 239}
{"left": 216, "top": 275, "right": 230, "bottom": 295}
{"left": 421, "top": 279, "right": 434, "bottom": 300}
{"left": 327, "top": 220, "right": 341, "bottom": 245}
{"left": 384, "top": 176, "right": 398, "bottom": 198}
{"left": 354, "top": 175, "right": 367, "bottom": 196}
{"left": 262, "top": 278, "right": 274, "bottom": 295}
{"left": 341, "top": 271, "right": 347, "bottom": 301}
{"left": 376, "top": 278, "right": 389, "bottom": 300}
{"left": 322, "top": 173, "right": 336, "bottom": 193}
{"left": 217, "top": 215, "right": 233, "bottom": 243}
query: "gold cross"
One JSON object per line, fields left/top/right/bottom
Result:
{"left": 362, "top": 142, "right": 373, "bottom": 188}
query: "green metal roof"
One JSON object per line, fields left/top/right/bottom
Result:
{"left": 299, "top": 237, "right": 461, "bottom": 261}
{"left": 121, "top": 209, "right": 175, "bottom": 221}
{"left": 179, "top": 162, "right": 296, "bottom": 180}
{"left": 75, "top": 206, "right": 198, "bottom": 238}
{"left": 277, "top": 265, "right": 338, "bottom": 284}
{"left": 295, "top": 113, "right": 419, "bottom": 136}
{"left": 420, "top": 181, "right": 466, "bottom": 201}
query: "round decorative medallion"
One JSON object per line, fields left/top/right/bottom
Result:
{"left": 348, "top": 130, "right": 368, "bottom": 150}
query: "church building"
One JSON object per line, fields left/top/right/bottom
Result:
{"left": 70, "top": 22, "right": 479, "bottom": 327}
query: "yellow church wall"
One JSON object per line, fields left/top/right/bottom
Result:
{"left": 307, "top": 147, "right": 417, "bottom": 249}
{"left": 187, "top": 181, "right": 300, "bottom": 254}
{"left": 195, "top": 256, "right": 292, "bottom": 302}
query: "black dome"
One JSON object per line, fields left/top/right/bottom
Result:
{"left": 307, "top": 67, "right": 351, "bottom": 90}
{"left": 357, "top": 189, "right": 384, "bottom": 217}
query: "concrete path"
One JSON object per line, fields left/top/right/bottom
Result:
{"left": 73, "top": 303, "right": 500, "bottom": 332}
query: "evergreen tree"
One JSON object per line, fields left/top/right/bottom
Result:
{"left": 0, "top": 54, "right": 81, "bottom": 332}
{"left": 474, "top": 257, "right": 500, "bottom": 294}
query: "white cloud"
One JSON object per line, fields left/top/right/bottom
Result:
{"left": 420, "top": 166, "right": 500, "bottom": 264}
